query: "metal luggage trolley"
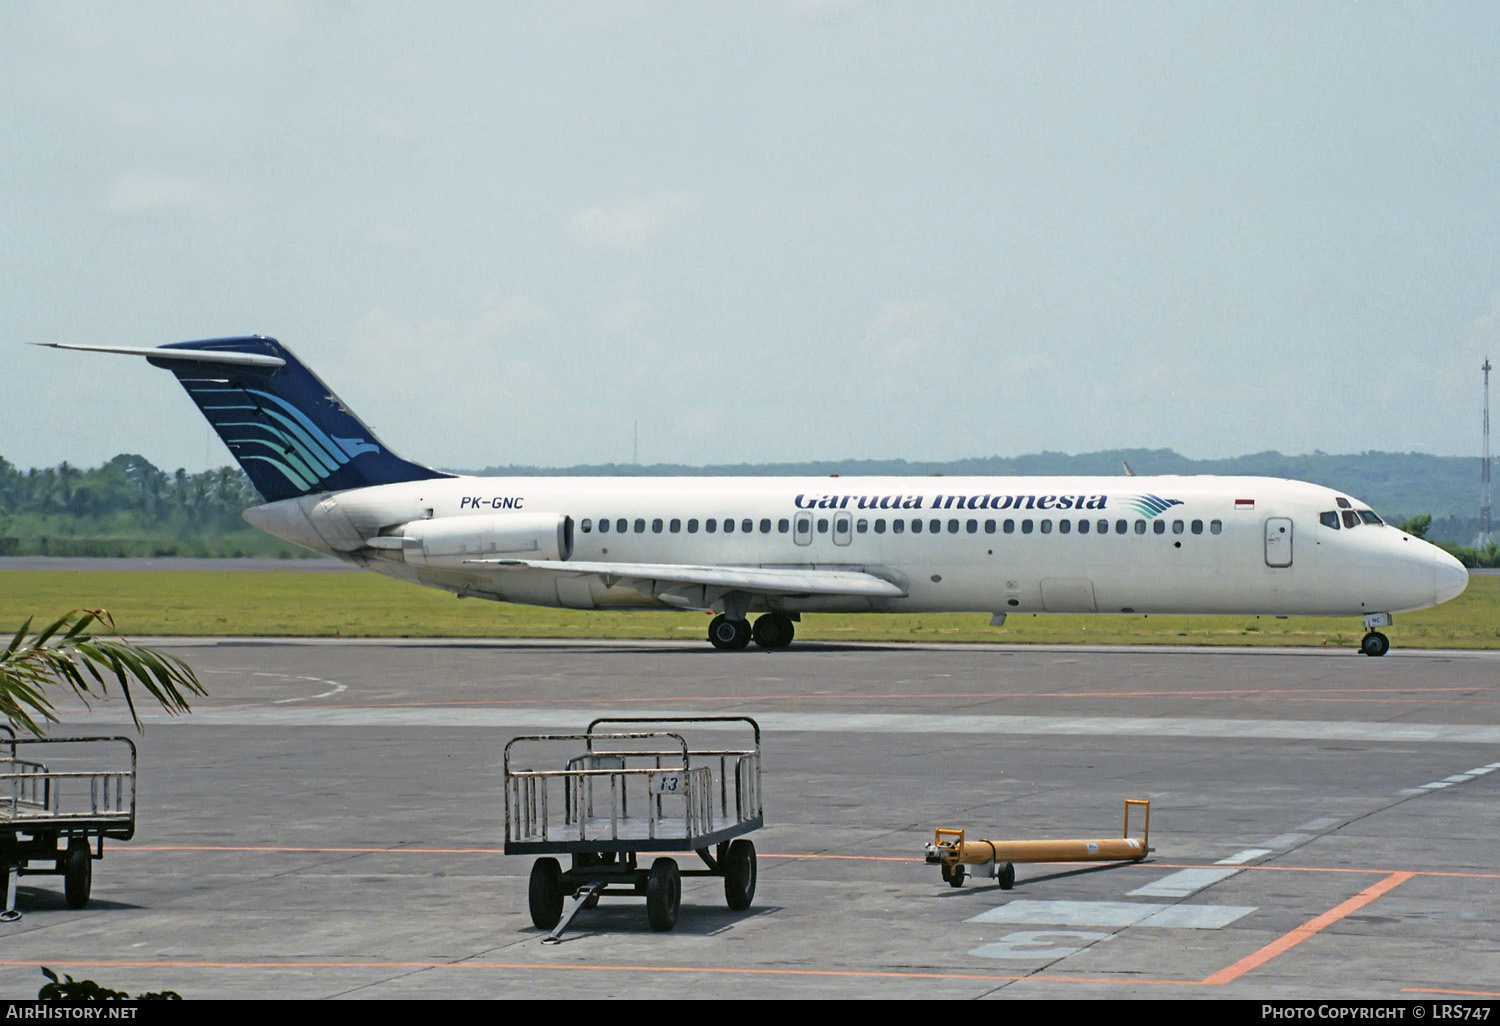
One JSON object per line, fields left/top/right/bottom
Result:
{"left": 0, "top": 727, "right": 137, "bottom": 921}
{"left": 504, "top": 716, "right": 762, "bottom": 940}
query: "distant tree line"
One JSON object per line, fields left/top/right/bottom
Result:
{"left": 0, "top": 454, "right": 307, "bottom": 558}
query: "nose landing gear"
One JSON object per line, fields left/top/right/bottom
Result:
{"left": 1360, "top": 613, "right": 1392, "bottom": 657}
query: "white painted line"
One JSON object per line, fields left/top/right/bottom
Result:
{"left": 1421, "top": 782, "right": 1451, "bottom": 789}
{"left": 1398, "top": 788, "right": 1426, "bottom": 796}
{"left": 1216, "top": 849, "right": 1270, "bottom": 865}
{"left": 967, "top": 900, "right": 1255, "bottom": 930}
{"left": 1442, "top": 774, "right": 1475, "bottom": 784}
{"left": 68, "top": 706, "right": 1500, "bottom": 742}
{"left": 1140, "top": 905, "right": 1257, "bottom": 929}
{"left": 1256, "top": 832, "right": 1309, "bottom": 849}
{"left": 1467, "top": 766, "right": 1496, "bottom": 776}
{"left": 1128, "top": 867, "right": 1241, "bottom": 897}
{"left": 1295, "top": 817, "right": 1341, "bottom": 832}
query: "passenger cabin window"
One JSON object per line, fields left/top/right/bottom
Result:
{"left": 688, "top": 518, "right": 699, "bottom": 533}
{"left": 724, "top": 518, "right": 735, "bottom": 533}
{"left": 1021, "top": 519, "right": 1034, "bottom": 534}
{"left": 706, "top": 518, "right": 717, "bottom": 533}
{"left": 856, "top": 519, "right": 868, "bottom": 533}
{"left": 947, "top": 519, "right": 960, "bottom": 533}
{"left": 1320, "top": 511, "right": 1340, "bottom": 529}
{"left": 1210, "top": 519, "right": 1223, "bottom": 534}
{"left": 1058, "top": 519, "right": 1070, "bottom": 534}
{"left": 1153, "top": 520, "right": 1166, "bottom": 535}
{"left": 1039, "top": 520, "right": 1052, "bottom": 534}
{"left": 581, "top": 519, "right": 593, "bottom": 533}
{"left": 892, "top": 519, "right": 904, "bottom": 534}
{"left": 912, "top": 519, "right": 924, "bottom": 534}
{"left": 985, "top": 520, "right": 996, "bottom": 533}
{"left": 652, "top": 518, "right": 663, "bottom": 533}
{"left": 742, "top": 519, "right": 753, "bottom": 533}
{"left": 1191, "top": 519, "right": 1203, "bottom": 535}
{"left": 1004, "top": 519, "right": 1016, "bottom": 534}
{"left": 615, "top": 519, "right": 627, "bottom": 533}
{"left": 967, "top": 519, "right": 978, "bottom": 534}
{"left": 1172, "top": 520, "right": 1184, "bottom": 535}
{"left": 778, "top": 519, "right": 790, "bottom": 533}
{"left": 929, "top": 518, "right": 940, "bottom": 533}
{"left": 598, "top": 519, "right": 609, "bottom": 534}
{"left": 1116, "top": 520, "right": 1127, "bottom": 534}
{"left": 670, "top": 518, "right": 681, "bottom": 532}
{"left": 1134, "top": 520, "right": 1146, "bottom": 535}
{"left": 760, "top": 519, "right": 771, "bottom": 533}
{"left": 634, "top": 519, "right": 646, "bottom": 533}
{"left": 1077, "top": 519, "right": 1089, "bottom": 534}
{"left": 874, "top": 519, "right": 886, "bottom": 534}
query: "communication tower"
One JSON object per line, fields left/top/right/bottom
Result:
{"left": 1482, "top": 356, "right": 1493, "bottom": 547}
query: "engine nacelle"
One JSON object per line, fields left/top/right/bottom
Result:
{"left": 393, "top": 512, "right": 574, "bottom": 568}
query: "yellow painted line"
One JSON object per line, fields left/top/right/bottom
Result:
{"left": 1201, "top": 871, "right": 1414, "bottom": 986}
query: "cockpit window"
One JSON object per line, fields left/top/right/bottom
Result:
{"left": 1358, "top": 510, "right": 1383, "bottom": 525}
{"left": 1320, "top": 511, "right": 1340, "bottom": 529}
{"left": 1341, "top": 510, "right": 1360, "bottom": 528}
{"left": 1335, "top": 498, "right": 1351, "bottom": 509}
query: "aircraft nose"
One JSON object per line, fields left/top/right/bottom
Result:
{"left": 1433, "top": 549, "right": 1469, "bottom": 605}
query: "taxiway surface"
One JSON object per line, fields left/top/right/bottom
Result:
{"left": 2, "top": 639, "right": 1497, "bottom": 1000}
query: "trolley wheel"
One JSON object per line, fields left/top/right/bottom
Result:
{"left": 942, "top": 861, "right": 966, "bottom": 888}
{"left": 998, "top": 862, "right": 1016, "bottom": 890}
{"left": 723, "top": 839, "right": 757, "bottom": 910}
{"left": 63, "top": 840, "right": 92, "bottom": 910}
{"left": 528, "top": 857, "right": 564, "bottom": 930}
{"left": 645, "top": 858, "right": 681, "bottom": 931}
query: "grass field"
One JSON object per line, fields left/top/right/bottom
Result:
{"left": 1, "top": 570, "right": 1496, "bottom": 649}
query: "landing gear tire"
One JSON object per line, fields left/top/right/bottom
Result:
{"left": 723, "top": 839, "right": 757, "bottom": 910}
{"left": 751, "top": 614, "right": 795, "bottom": 649}
{"left": 998, "top": 862, "right": 1016, "bottom": 890}
{"left": 1360, "top": 631, "right": 1390, "bottom": 658}
{"left": 942, "top": 861, "right": 966, "bottom": 888}
{"left": 645, "top": 858, "right": 681, "bottom": 931}
{"left": 62, "top": 839, "right": 91, "bottom": 910}
{"left": 528, "top": 857, "right": 564, "bottom": 930}
{"left": 708, "top": 615, "right": 751, "bottom": 651}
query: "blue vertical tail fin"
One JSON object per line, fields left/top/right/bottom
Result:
{"left": 145, "top": 336, "right": 450, "bottom": 502}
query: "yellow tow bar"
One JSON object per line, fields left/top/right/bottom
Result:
{"left": 924, "top": 799, "right": 1152, "bottom": 890}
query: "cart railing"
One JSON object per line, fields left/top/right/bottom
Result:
{"left": 585, "top": 717, "right": 763, "bottom": 829}
{"left": 504, "top": 720, "right": 762, "bottom": 848}
{"left": 0, "top": 737, "right": 137, "bottom": 834}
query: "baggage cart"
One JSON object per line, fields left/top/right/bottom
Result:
{"left": 0, "top": 728, "right": 137, "bottom": 920}
{"left": 504, "top": 716, "right": 762, "bottom": 940}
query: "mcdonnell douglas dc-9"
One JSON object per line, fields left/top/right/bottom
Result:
{"left": 46, "top": 336, "right": 1469, "bottom": 656}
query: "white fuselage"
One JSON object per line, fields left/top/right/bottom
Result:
{"left": 243, "top": 474, "right": 1469, "bottom": 620}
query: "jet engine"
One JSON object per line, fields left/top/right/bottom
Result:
{"left": 374, "top": 512, "right": 574, "bottom": 568}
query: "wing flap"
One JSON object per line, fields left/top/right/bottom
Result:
{"left": 465, "top": 558, "right": 906, "bottom": 598}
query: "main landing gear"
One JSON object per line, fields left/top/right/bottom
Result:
{"left": 1360, "top": 613, "right": 1392, "bottom": 657}
{"left": 707, "top": 613, "right": 795, "bottom": 651}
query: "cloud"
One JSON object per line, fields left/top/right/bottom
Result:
{"left": 104, "top": 172, "right": 245, "bottom": 216}
{"left": 566, "top": 192, "right": 699, "bottom": 253}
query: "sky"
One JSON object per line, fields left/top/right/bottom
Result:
{"left": 3, "top": 0, "right": 1498, "bottom": 475}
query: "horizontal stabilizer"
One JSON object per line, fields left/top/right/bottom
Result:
{"left": 466, "top": 558, "right": 907, "bottom": 599}
{"left": 36, "top": 342, "right": 286, "bottom": 369}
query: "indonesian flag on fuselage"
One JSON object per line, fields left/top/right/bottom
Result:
{"left": 1235, "top": 499, "right": 1255, "bottom": 510}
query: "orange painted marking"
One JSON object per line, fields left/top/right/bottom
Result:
{"left": 1403, "top": 988, "right": 1500, "bottom": 998}
{"left": 1201, "top": 871, "right": 1414, "bottom": 985}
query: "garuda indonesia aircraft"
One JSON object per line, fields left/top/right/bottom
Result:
{"left": 47, "top": 336, "right": 1469, "bottom": 656}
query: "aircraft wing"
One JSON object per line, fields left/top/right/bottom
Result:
{"left": 464, "top": 558, "right": 907, "bottom": 599}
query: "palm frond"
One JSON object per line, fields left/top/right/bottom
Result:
{"left": 0, "top": 610, "right": 205, "bottom": 736}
